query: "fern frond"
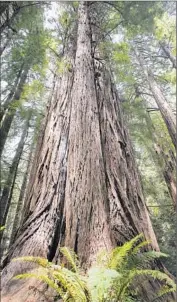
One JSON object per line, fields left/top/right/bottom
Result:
{"left": 108, "top": 233, "right": 144, "bottom": 269}
{"left": 116, "top": 267, "right": 176, "bottom": 300}
{"left": 12, "top": 256, "right": 50, "bottom": 268}
{"left": 142, "top": 251, "right": 168, "bottom": 260}
{"left": 14, "top": 272, "right": 66, "bottom": 300}
{"left": 131, "top": 269, "right": 175, "bottom": 286}
{"left": 124, "top": 251, "right": 169, "bottom": 271}
{"left": 158, "top": 284, "right": 176, "bottom": 298}
{"left": 132, "top": 240, "right": 151, "bottom": 254}
{"left": 60, "top": 247, "right": 79, "bottom": 273}
{"left": 53, "top": 270, "right": 88, "bottom": 301}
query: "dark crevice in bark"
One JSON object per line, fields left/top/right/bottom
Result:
{"left": 74, "top": 218, "right": 80, "bottom": 254}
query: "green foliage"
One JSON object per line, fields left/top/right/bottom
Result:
{"left": 119, "top": 2, "right": 163, "bottom": 36}
{"left": 13, "top": 236, "right": 176, "bottom": 302}
{"left": 0, "top": 226, "right": 5, "bottom": 231}
{"left": 87, "top": 267, "right": 120, "bottom": 302}
{"left": 56, "top": 58, "right": 72, "bottom": 74}
{"left": 91, "top": 234, "right": 175, "bottom": 301}
{"left": 154, "top": 12, "right": 176, "bottom": 49}
{"left": 13, "top": 249, "right": 90, "bottom": 302}
{"left": 158, "top": 70, "right": 176, "bottom": 86}
{"left": 20, "top": 80, "right": 45, "bottom": 101}
{"left": 112, "top": 42, "right": 130, "bottom": 64}
{"left": 60, "top": 246, "right": 80, "bottom": 273}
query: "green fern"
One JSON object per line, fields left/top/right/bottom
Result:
{"left": 107, "top": 233, "right": 144, "bottom": 270}
{"left": 13, "top": 250, "right": 91, "bottom": 302}
{"left": 91, "top": 234, "right": 176, "bottom": 301}
{"left": 116, "top": 268, "right": 176, "bottom": 300}
{"left": 60, "top": 247, "right": 80, "bottom": 273}
{"left": 12, "top": 256, "right": 50, "bottom": 268}
{"left": 14, "top": 270, "right": 66, "bottom": 299}
{"left": 12, "top": 236, "right": 176, "bottom": 302}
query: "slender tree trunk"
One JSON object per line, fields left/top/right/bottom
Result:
{"left": 135, "top": 90, "right": 176, "bottom": 209}
{"left": 0, "top": 32, "right": 12, "bottom": 55}
{"left": 1, "top": 3, "right": 174, "bottom": 302}
{"left": 0, "top": 65, "right": 29, "bottom": 158}
{"left": 0, "top": 62, "right": 24, "bottom": 123}
{"left": 0, "top": 3, "right": 20, "bottom": 33}
{"left": 145, "top": 110, "right": 176, "bottom": 207}
{"left": 159, "top": 41, "right": 176, "bottom": 69}
{"left": 153, "top": 143, "right": 176, "bottom": 208}
{"left": 136, "top": 50, "right": 176, "bottom": 149}
{"left": 148, "top": 72, "right": 176, "bottom": 149}
{"left": 10, "top": 137, "right": 35, "bottom": 246}
{"left": 0, "top": 112, "right": 31, "bottom": 233}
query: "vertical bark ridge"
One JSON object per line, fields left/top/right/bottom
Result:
{"left": 95, "top": 64, "right": 159, "bottom": 250}
{"left": 64, "top": 1, "right": 113, "bottom": 266}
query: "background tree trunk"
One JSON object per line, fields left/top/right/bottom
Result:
{"left": 0, "top": 112, "right": 31, "bottom": 238}
{"left": 148, "top": 72, "right": 176, "bottom": 149}
{"left": 0, "top": 62, "right": 25, "bottom": 123}
{"left": 159, "top": 41, "right": 176, "bottom": 69}
{"left": 141, "top": 97, "right": 176, "bottom": 209}
{"left": 135, "top": 50, "right": 176, "bottom": 149}
{"left": 10, "top": 136, "right": 35, "bottom": 246}
{"left": 0, "top": 65, "right": 29, "bottom": 158}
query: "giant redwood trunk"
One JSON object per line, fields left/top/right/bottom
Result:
{"left": 1, "top": 2, "right": 174, "bottom": 302}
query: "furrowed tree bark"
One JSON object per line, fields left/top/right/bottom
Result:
{"left": 0, "top": 65, "right": 29, "bottom": 158}
{"left": 1, "top": 45, "right": 74, "bottom": 301}
{"left": 64, "top": 1, "right": 113, "bottom": 266}
{"left": 1, "top": 2, "right": 175, "bottom": 302}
